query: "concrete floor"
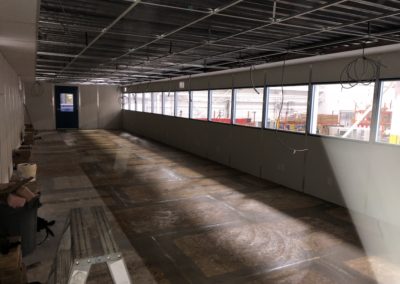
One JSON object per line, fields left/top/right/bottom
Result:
{"left": 23, "top": 130, "right": 399, "bottom": 283}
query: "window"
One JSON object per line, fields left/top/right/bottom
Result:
{"left": 176, "top": 91, "right": 189, "bottom": 118}
{"left": 235, "top": 88, "right": 263, "bottom": 127}
{"left": 144, "top": 92, "right": 152, "bottom": 113}
{"left": 377, "top": 81, "right": 400, "bottom": 145}
{"left": 129, "top": 93, "right": 135, "bottom": 110}
{"left": 211, "top": 89, "right": 232, "bottom": 124}
{"left": 267, "top": 85, "right": 308, "bottom": 132}
{"left": 121, "top": 93, "right": 128, "bottom": 110}
{"left": 164, "top": 91, "right": 175, "bottom": 116}
{"left": 153, "top": 92, "right": 163, "bottom": 114}
{"left": 60, "top": 93, "right": 74, "bottom": 112}
{"left": 192, "top": 90, "right": 208, "bottom": 120}
{"left": 311, "top": 83, "right": 375, "bottom": 141}
{"left": 135, "top": 93, "right": 143, "bottom": 112}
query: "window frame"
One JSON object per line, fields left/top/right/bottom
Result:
{"left": 374, "top": 79, "right": 400, "bottom": 147}
{"left": 124, "top": 77, "right": 400, "bottom": 147}
{"left": 152, "top": 92, "right": 163, "bottom": 115}
{"left": 233, "top": 86, "right": 265, "bottom": 128}
{"left": 175, "top": 91, "right": 190, "bottom": 119}
{"left": 265, "top": 83, "right": 310, "bottom": 134}
{"left": 163, "top": 91, "right": 175, "bottom": 116}
{"left": 210, "top": 87, "right": 235, "bottom": 125}
{"left": 191, "top": 89, "right": 209, "bottom": 121}
{"left": 143, "top": 92, "right": 152, "bottom": 113}
{"left": 308, "top": 81, "right": 377, "bottom": 142}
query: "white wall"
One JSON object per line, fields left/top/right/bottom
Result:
{"left": 0, "top": 52, "right": 25, "bottom": 183}
{"left": 79, "top": 85, "right": 99, "bottom": 129}
{"left": 98, "top": 85, "right": 123, "bottom": 129}
{"left": 25, "top": 83, "right": 122, "bottom": 130}
{"left": 25, "top": 82, "right": 55, "bottom": 130}
{"left": 0, "top": 0, "right": 39, "bottom": 82}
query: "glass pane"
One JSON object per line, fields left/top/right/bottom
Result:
{"left": 176, "top": 91, "right": 189, "bottom": 118}
{"left": 123, "top": 93, "right": 129, "bottom": 110}
{"left": 60, "top": 93, "right": 74, "bottom": 112}
{"left": 135, "top": 93, "right": 143, "bottom": 112}
{"left": 129, "top": 93, "right": 135, "bottom": 110}
{"left": 211, "top": 89, "right": 232, "bottom": 124}
{"left": 377, "top": 81, "right": 400, "bottom": 145}
{"left": 144, "top": 92, "right": 152, "bottom": 113}
{"left": 311, "top": 83, "right": 375, "bottom": 141}
{"left": 235, "top": 88, "right": 263, "bottom": 127}
{"left": 153, "top": 92, "right": 163, "bottom": 114}
{"left": 267, "top": 85, "right": 308, "bottom": 132}
{"left": 192, "top": 90, "right": 208, "bottom": 120}
{"left": 121, "top": 94, "right": 127, "bottom": 110}
{"left": 164, "top": 92, "right": 175, "bottom": 116}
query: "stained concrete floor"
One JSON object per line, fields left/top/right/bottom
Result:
{"left": 23, "top": 130, "right": 400, "bottom": 283}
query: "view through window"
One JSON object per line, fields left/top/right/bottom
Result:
{"left": 211, "top": 89, "right": 232, "bottom": 124}
{"left": 176, "top": 91, "right": 189, "bottom": 118}
{"left": 164, "top": 92, "right": 175, "bottom": 116}
{"left": 192, "top": 90, "right": 208, "bottom": 120}
{"left": 311, "top": 83, "right": 375, "bottom": 141}
{"left": 267, "top": 86, "right": 308, "bottom": 132}
{"left": 235, "top": 88, "right": 263, "bottom": 127}
{"left": 153, "top": 92, "right": 163, "bottom": 114}
{"left": 377, "top": 81, "right": 400, "bottom": 145}
{"left": 60, "top": 93, "right": 74, "bottom": 112}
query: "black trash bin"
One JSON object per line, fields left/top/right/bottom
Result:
{"left": 0, "top": 196, "right": 40, "bottom": 256}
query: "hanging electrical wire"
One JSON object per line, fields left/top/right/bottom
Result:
{"left": 274, "top": 54, "right": 309, "bottom": 154}
{"left": 250, "top": 65, "right": 260, "bottom": 94}
{"left": 167, "top": 78, "right": 172, "bottom": 97}
{"left": 132, "top": 92, "right": 137, "bottom": 108}
{"left": 340, "top": 43, "right": 383, "bottom": 89}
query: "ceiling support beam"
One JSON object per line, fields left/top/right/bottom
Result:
{"left": 116, "top": 0, "right": 349, "bottom": 72}
{"left": 108, "top": 0, "right": 245, "bottom": 63}
{"left": 55, "top": 0, "right": 142, "bottom": 78}
{"left": 168, "top": 8, "right": 400, "bottom": 73}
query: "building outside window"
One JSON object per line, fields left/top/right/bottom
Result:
{"left": 135, "top": 93, "right": 143, "bottom": 112}
{"left": 211, "top": 89, "right": 232, "bottom": 124}
{"left": 121, "top": 93, "right": 129, "bottom": 110}
{"left": 127, "top": 93, "right": 133, "bottom": 110}
{"left": 144, "top": 92, "right": 152, "bottom": 113}
{"left": 235, "top": 88, "right": 263, "bottom": 127}
{"left": 153, "top": 92, "right": 163, "bottom": 114}
{"left": 310, "top": 83, "right": 375, "bottom": 141}
{"left": 164, "top": 91, "right": 175, "bottom": 116}
{"left": 192, "top": 90, "right": 208, "bottom": 120}
{"left": 267, "top": 85, "right": 308, "bottom": 132}
{"left": 377, "top": 80, "right": 400, "bottom": 145}
{"left": 176, "top": 91, "right": 189, "bottom": 118}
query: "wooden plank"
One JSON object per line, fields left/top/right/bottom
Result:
{"left": 0, "top": 241, "right": 26, "bottom": 284}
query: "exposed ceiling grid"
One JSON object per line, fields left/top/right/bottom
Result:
{"left": 36, "top": 0, "right": 400, "bottom": 85}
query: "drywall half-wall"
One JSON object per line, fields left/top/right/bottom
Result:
{"left": 25, "top": 83, "right": 122, "bottom": 130}
{"left": 0, "top": 52, "right": 25, "bottom": 183}
{"left": 122, "top": 45, "right": 400, "bottom": 262}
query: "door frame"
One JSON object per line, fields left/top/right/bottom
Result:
{"left": 54, "top": 85, "right": 79, "bottom": 129}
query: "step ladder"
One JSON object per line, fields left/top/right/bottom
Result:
{"left": 48, "top": 206, "right": 131, "bottom": 284}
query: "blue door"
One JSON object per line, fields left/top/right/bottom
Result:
{"left": 55, "top": 86, "right": 79, "bottom": 129}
